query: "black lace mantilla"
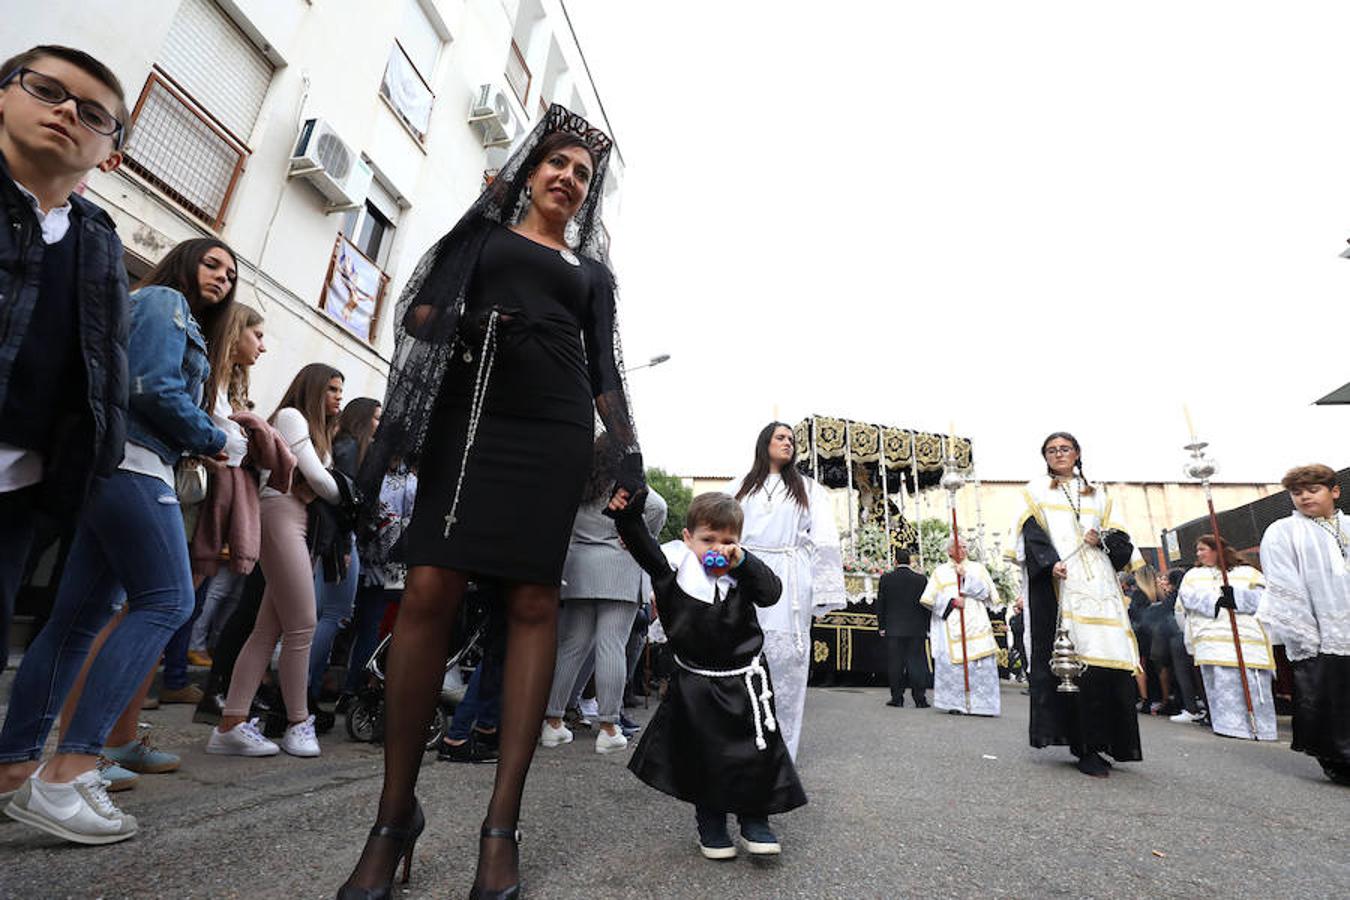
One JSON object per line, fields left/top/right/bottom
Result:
{"left": 358, "top": 104, "right": 640, "bottom": 508}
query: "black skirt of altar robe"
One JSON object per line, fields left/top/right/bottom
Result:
{"left": 1291, "top": 655, "right": 1350, "bottom": 770}
{"left": 1022, "top": 518, "right": 1142, "bottom": 761}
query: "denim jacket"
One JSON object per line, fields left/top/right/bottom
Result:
{"left": 125, "top": 285, "right": 226, "bottom": 463}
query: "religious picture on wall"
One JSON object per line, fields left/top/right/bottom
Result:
{"left": 320, "top": 234, "right": 387, "bottom": 342}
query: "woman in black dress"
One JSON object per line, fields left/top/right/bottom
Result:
{"left": 340, "top": 107, "right": 643, "bottom": 899}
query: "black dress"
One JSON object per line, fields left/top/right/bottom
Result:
{"left": 1022, "top": 519, "right": 1143, "bottom": 761}
{"left": 614, "top": 502, "right": 807, "bottom": 817}
{"left": 403, "top": 226, "right": 623, "bottom": 584}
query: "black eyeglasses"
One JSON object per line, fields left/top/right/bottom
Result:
{"left": 1, "top": 68, "right": 124, "bottom": 145}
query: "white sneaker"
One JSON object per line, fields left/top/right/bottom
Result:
{"left": 280, "top": 716, "right": 321, "bottom": 757}
{"left": 540, "top": 721, "right": 574, "bottom": 748}
{"left": 579, "top": 697, "right": 600, "bottom": 719}
{"left": 4, "top": 766, "right": 138, "bottom": 845}
{"left": 206, "top": 718, "right": 280, "bottom": 756}
{"left": 1169, "top": 710, "right": 1202, "bottom": 723}
{"left": 595, "top": 727, "right": 628, "bottom": 754}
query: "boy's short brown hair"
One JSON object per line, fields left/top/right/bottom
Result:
{"left": 1, "top": 45, "right": 130, "bottom": 129}
{"left": 1281, "top": 464, "right": 1338, "bottom": 491}
{"left": 685, "top": 492, "right": 743, "bottom": 536}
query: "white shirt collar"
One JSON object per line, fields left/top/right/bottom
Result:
{"left": 662, "top": 540, "right": 736, "bottom": 604}
{"left": 12, "top": 179, "right": 73, "bottom": 245}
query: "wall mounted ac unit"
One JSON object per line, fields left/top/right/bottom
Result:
{"left": 468, "top": 84, "right": 519, "bottom": 148}
{"left": 289, "top": 118, "right": 373, "bottom": 211}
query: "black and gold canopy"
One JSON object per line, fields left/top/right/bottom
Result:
{"left": 792, "top": 416, "right": 973, "bottom": 493}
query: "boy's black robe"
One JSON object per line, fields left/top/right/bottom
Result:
{"left": 614, "top": 502, "right": 807, "bottom": 815}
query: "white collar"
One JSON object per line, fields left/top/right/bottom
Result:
{"left": 12, "top": 179, "right": 73, "bottom": 244}
{"left": 662, "top": 540, "right": 735, "bottom": 604}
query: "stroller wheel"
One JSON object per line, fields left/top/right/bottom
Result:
{"left": 346, "top": 696, "right": 381, "bottom": 743}
{"left": 425, "top": 706, "right": 447, "bottom": 752}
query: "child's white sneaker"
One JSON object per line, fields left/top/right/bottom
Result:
{"left": 539, "top": 721, "right": 573, "bottom": 748}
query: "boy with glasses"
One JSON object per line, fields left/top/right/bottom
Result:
{"left": 0, "top": 43, "right": 132, "bottom": 835}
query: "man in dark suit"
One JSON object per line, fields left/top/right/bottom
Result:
{"left": 876, "top": 551, "right": 931, "bottom": 707}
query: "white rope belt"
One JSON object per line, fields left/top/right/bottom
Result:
{"left": 744, "top": 544, "right": 804, "bottom": 655}
{"left": 675, "top": 653, "right": 777, "bottom": 751}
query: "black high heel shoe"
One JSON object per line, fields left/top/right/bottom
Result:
{"left": 336, "top": 799, "right": 426, "bottom": 900}
{"left": 468, "top": 825, "right": 521, "bottom": 900}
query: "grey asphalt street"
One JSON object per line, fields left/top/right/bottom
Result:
{"left": 1, "top": 683, "right": 1346, "bottom": 899}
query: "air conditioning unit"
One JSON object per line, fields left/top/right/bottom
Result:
{"left": 468, "top": 84, "right": 520, "bottom": 148}
{"left": 289, "top": 118, "right": 373, "bottom": 211}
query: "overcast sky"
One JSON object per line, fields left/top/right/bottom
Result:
{"left": 566, "top": 1, "right": 1349, "bottom": 484}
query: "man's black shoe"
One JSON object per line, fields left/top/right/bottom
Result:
{"left": 912, "top": 695, "right": 930, "bottom": 708}
{"left": 885, "top": 698, "right": 903, "bottom": 707}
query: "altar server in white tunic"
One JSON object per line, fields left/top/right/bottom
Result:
{"left": 1176, "top": 535, "right": 1276, "bottom": 741}
{"left": 1007, "top": 432, "right": 1144, "bottom": 778}
{"left": 920, "top": 541, "right": 1002, "bottom": 716}
{"left": 728, "top": 422, "right": 847, "bottom": 759}
{"left": 1258, "top": 464, "right": 1350, "bottom": 785}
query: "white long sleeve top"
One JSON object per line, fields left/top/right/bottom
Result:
{"left": 259, "top": 407, "right": 339, "bottom": 503}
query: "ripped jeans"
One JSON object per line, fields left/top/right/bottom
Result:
{"left": 0, "top": 471, "right": 195, "bottom": 760}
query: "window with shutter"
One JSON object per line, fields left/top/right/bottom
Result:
{"left": 158, "top": 0, "right": 273, "bottom": 143}
{"left": 122, "top": 0, "right": 274, "bottom": 229}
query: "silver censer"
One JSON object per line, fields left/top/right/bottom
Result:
{"left": 1050, "top": 626, "right": 1086, "bottom": 692}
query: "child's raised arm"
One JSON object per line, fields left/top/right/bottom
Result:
{"left": 609, "top": 490, "right": 671, "bottom": 580}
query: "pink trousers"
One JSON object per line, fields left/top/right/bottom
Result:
{"left": 223, "top": 494, "right": 316, "bottom": 721}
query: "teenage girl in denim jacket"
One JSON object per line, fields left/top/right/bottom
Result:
{"left": 0, "top": 238, "right": 239, "bottom": 845}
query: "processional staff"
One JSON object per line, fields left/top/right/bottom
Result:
{"left": 1182, "top": 408, "right": 1258, "bottom": 739}
{"left": 941, "top": 435, "right": 972, "bottom": 713}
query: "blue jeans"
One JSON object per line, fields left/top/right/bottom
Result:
{"left": 308, "top": 534, "right": 359, "bottom": 695}
{"left": 0, "top": 472, "right": 195, "bottom": 759}
{"left": 342, "top": 585, "right": 393, "bottom": 694}
{"left": 0, "top": 487, "right": 38, "bottom": 673}
{"left": 161, "top": 578, "right": 209, "bottom": 689}
{"left": 446, "top": 653, "right": 501, "bottom": 741}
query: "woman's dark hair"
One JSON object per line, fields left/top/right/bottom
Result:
{"left": 1166, "top": 567, "right": 1189, "bottom": 595}
{"left": 522, "top": 131, "right": 597, "bottom": 180}
{"left": 136, "top": 238, "right": 239, "bottom": 354}
{"left": 1040, "top": 430, "right": 1094, "bottom": 495}
{"left": 337, "top": 397, "right": 381, "bottom": 469}
{"left": 581, "top": 430, "right": 625, "bottom": 503}
{"left": 1197, "top": 534, "right": 1258, "bottom": 573}
{"left": 736, "top": 421, "right": 809, "bottom": 508}
{"left": 272, "top": 363, "right": 343, "bottom": 460}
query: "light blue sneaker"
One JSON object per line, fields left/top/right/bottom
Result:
{"left": 95, "top": 757, "right": 140, "bottom": 793}
{"left": 105, "top": 735, "right": 180, "bottom": 775}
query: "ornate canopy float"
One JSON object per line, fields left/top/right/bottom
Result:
{"left": 791, "top": 415, "right": 975, "bottom": 569}
{"left": 792, "top": 416, "right": 992, "bottom": 682}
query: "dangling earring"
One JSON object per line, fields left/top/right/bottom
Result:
{"left": 513, "top": 186, "right": 532, "bottom": 223}
{"left": 563, "top": 216, "right": 580, "bottom": 249}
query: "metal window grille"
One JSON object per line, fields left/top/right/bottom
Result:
{"left": 505, "top": 40, "right": 531, "bottom": 107}
{"left": 122, "top": 71, "right": 249, "bottom": 230}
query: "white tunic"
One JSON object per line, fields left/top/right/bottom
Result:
{"left": 1178, "top": 565, "right": 1277, "bottom": 741}
{"left": 1258, "top": 511, "right": 1350, "bottom": 661}
{"left": 728, "top": 473, "right": 847, "bottom": 759}
{"left": 920, "top": 560, "right": 1002, "bottom": 716}
{"left": 1008, "top": 476, "right": 1141, "bottom": 672}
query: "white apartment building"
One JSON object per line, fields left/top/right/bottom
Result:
{"left": 11, "top": 0, "right": 624, "bottom": 411}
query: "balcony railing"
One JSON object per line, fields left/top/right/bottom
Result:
{"left": 505, "top": 39, "right": 531, "bottom": 108}
{"left": 122, "top": 69, "right": 249, "bottom": 231}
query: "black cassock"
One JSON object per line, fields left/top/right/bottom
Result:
{"left": 614, "top": 503, "right": 807, "bottom": 817}
{"left": 1022, "top": 519, "right": 1142, "bottom": 761}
